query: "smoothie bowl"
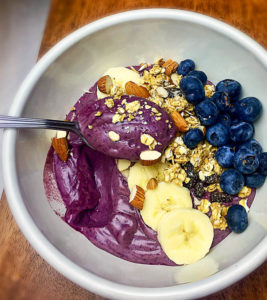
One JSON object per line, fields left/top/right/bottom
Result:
{"left": 3, "top": 9, "right": 267, "bottom": 300}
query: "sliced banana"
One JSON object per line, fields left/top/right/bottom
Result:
{"left": 127, "top": 161, "right": 166, "bottom": 192}
{"left": 97, "top": 67, "right": 140, "bottom": 99}
{"left": 158, "top": 208, "right": 214, "bottom": 265}
{"left": 140, "top": 182, "right": 192, "bottom": 231}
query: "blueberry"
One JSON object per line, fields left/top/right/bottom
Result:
{"left": 212, "top": 92, "right": 232, "bottom": 112}
{"left": 228, "top": 104, "right": 238, "bottom": 119}
{"left": 179, "top": 76, "right": 205, "bottom": 105}
{"left": 187, "top": 70, "right": 207, "bottom": 84}
{"left": 206, "top": 123, "right": 229, "bottom": 146}
{"left": 245, "top": 172, "right": 266, "bottom": 188}
{"left": 217, "top": 113, "right": 231, "bottom": 128}
{"left": 183, "top": 128, "right": 204, "bottom": 149}
{"left": 235, "top": 97, "right": 262, "bottom": 122}
{"left": 237, "top": 139, "right": 262, "bottom": 156}
{"left": 229, "top": 122, "right": 254, "bottom": 143}
{"left": 231, "top": 118, "right": 241, "bottom": 125}
{"left": 177, "top": 59, "right": 195, "bottom": 76}
{"left": 257, "top": 152, "right": 267, "bottom": 175}
{"left": 226, "top": 205, "right": 248, "bottom": 233}
{"left": 215, "top": 146, "right": 234, "bottom": 168}
{"left": 234, "top": 148, "right": 259, "bottom": 174}
{"left": 195, "top": 99, "right": 219, "bottom": 126}
{"left": 216, "top": 79, "right": 242, "bottom": 101}
{"left": 220, "top": 169, "right": 244, "bottom": 195}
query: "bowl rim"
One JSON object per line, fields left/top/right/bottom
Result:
{"left": 3, "top": 8, "right": 267, "bottom": 300}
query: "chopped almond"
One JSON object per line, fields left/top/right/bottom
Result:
{"left": 162, "top": 59, "right": 178, "bottom": 76}
{"left": 139, "top": 150, "right": 161, "bottom": 166}
{"left": 97, "top": 75, "right": 113, "bottom": 94}
{"left": 125, "top": 81, "right": 150, "bottom": 98}
{"left": 52, "top": 137, "right": 69, "bottom": 162}
{"left": 170, "top": 111, "right": 188, "bottom": 132}
{"left": 147, "top": 178, "right": 158, "bottom": 190}
{"left": 129, "top": 185, "right": 145, "bottom": 210}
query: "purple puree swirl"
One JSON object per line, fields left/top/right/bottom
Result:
{"left": 43, "top": 68, "right": 256, "bottom": 266}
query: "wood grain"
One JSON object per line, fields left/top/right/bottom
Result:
{"left": 1, "top": 0, "right": 267, "bottom": 299}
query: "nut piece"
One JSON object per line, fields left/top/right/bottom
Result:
{"left": 97, "top": 75, "right": 113, "bottom": 94}
{"left": 162, "top": 59, "right": 178, "bottom": 76}
{"left": 129, "top": 185, "right": 145, "bottom": 210}
{"left": 156, "top": 87, "right": 168, "bottom": 98}
{"left": 146, "top": 178, "right": 158, "bottom": 190}
{"left": 125, "top": 81, "right": 150, "bottom": 98}
{"left": 171, "top": 73, "right": 182, "bottom": 86}
{"left": 108, "top": 131, "right": 120, "bottom": 142}
{"left": 140, "top": 150, "right": 162, "bottom": 166}
{"left": 170, "top": 111, "right": 188, "bottom": 132}
{"left": 52, "top": 137, "right": 69, "bottom": 162}
{"left": 157, "top": 58, "right": 165, "bottom": 66}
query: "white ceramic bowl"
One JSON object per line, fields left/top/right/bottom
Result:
{"left": 3, "top": 9, "right": 267, "bottom": 300}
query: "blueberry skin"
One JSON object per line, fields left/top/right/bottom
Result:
{"left": 235, "top": 97, "right": 263, "bottom": 122}
{"left": 217, "top": 113, "right": 231, "bottom": 128}
{"left": 206, "top": 123, "right": 229, "bottom": 146}
{"left": 231, "top": 118, "right": 241, "bottom": 125}
{"left": 245, "top": 172, "right": 266, "bottom": 188}
{"left": 212, "top": 92, "right": 232, "bottom": 112}
{"left": 216, "top": 79, "right": 242, "bottom": 101}
{"left": 187, "top": 70, "right": 207, "bottom": 84}
{"left": 257, "top": 152, "right": 267, "bottom": 175}
{"left": 228, "top": 104, "right": 239, "bottom": 119}
{"left": 179, "top": 76, "right": 205, "bottom": 105}
{"left": 234, "top": 148, "right": 259, "bottom": 174}
{"left": 229, "top": 122, "right": 254, "bottom": 143}
{"left": 237, "top": 139, "right": 262, "bottom": 156}
{"left": 226, "top": 205, "right": 248, "bottom": 233}
{"left": 183, "top": 128, "right": 204, "bottom": 149}
{"left": 195, "top": 99, "right": 219, "bottom": 126}
{"left": 215, "top": 146, "right": 235, "bottom": 168}
{"left": 177, "top": 59, "right": 195, "bottom": 76}
{"left": 220, "top": 169, "right": 245, "bottom": 195}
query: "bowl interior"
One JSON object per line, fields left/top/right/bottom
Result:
{"left": 14, "top": 16, "right": 267, "bottom": 288}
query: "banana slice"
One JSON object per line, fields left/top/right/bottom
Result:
{"left": 158, "top": 208, "right": 214, "bottom": 265}
{"left": 97, "top": 67, "right": 140, "bottom": 99}
{"left": 140, "top": 182, "right": 192, "bottom": 231}
{"left": 127, "top": 162, "right": 167, "bottom": 191}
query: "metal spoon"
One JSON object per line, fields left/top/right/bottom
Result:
{"left": 0, "top": 115, "right": 93, "bottom": 148}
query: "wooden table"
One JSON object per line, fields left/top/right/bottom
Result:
{"left": 1, "top": 0, "right": 267, "bottom": 299}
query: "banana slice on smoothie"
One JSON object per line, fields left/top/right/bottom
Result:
{"left": 128, "top": 162, "right": 164, "bottom": 191}
{"left": 158, "top": 208, "right": 214, "bottom": 265}
{"left": 97, "top": 67, "right": 140, "bottom": 99}
{"left": 140, "top": 182, "right": 192, "bottom": 231}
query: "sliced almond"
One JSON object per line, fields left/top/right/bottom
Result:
{"left": 52, "top": 137, "right": 69, "bottom": 162}
{"left": 170, "top": 111, "right": 188, "bottom": 132}
{"left": 139, "top": 150, "right": 161, "bottom": 166}
{"left": 146, "top": 178, "right": 158, "bottom": 190}
{"left": 162, "top": 59, "right": 178, "bottom": 76}
{"left": 129, "top": 185, "right": 145, "bottom": 210}
{"left": 125, "top": 81, "right": 150, "bottom": 98}
{"left": 156, "top": 86, "right": 168, "bottom": 98}
{"left": 97, "top": 75, "right": 113, "bottom": 94}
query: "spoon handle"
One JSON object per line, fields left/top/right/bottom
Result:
{"left": 0, "top": 115, "right": 78, "bottom": 131}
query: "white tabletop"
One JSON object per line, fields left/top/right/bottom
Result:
{"left": 0, "top": 0, "right": 51, "bottom": 194}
